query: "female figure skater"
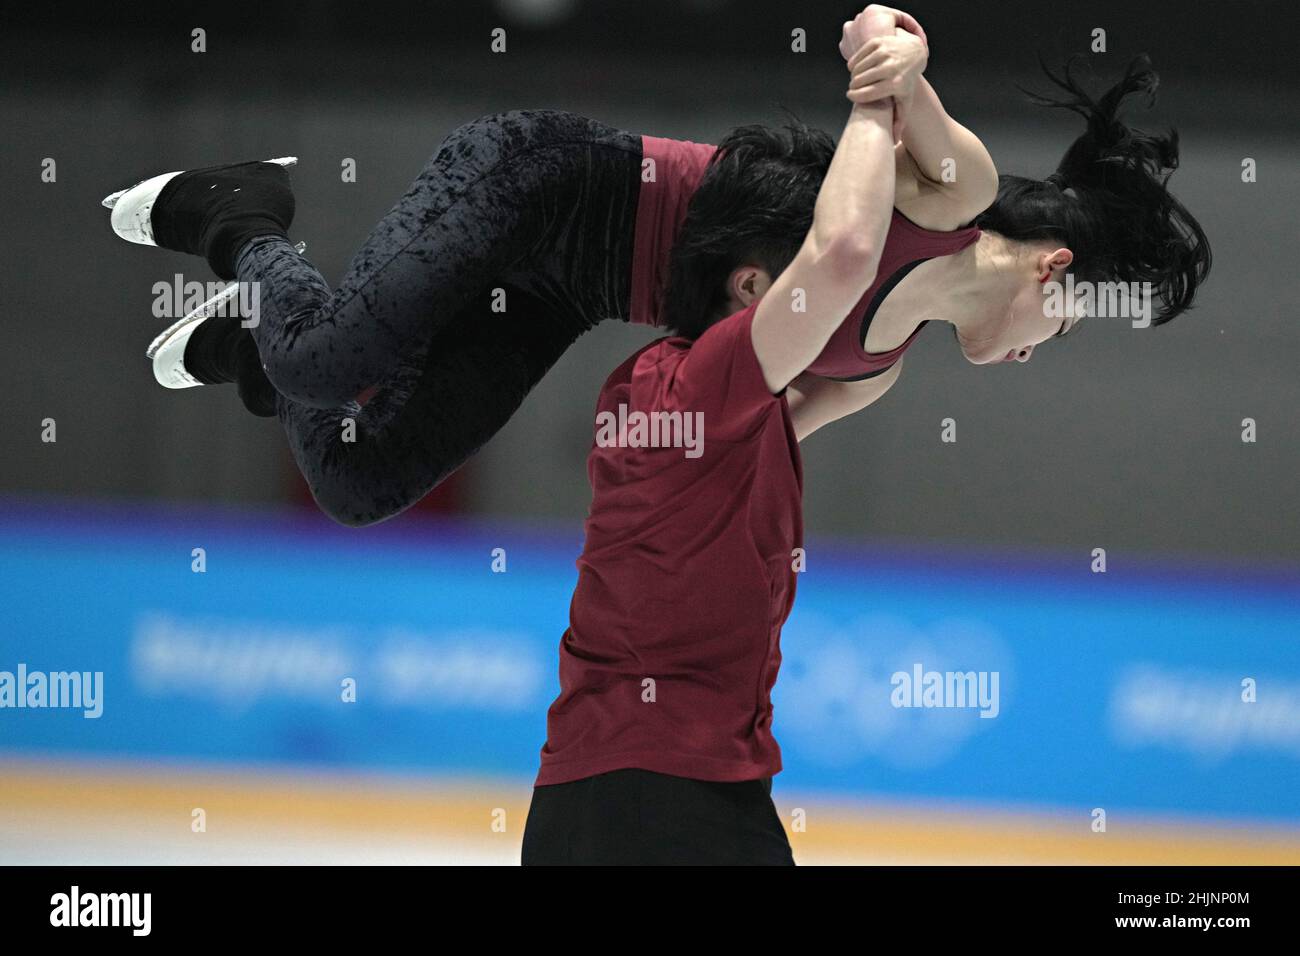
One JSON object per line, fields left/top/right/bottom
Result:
{"left": 102, "top": 6, "right": 1207, "bottom": 530}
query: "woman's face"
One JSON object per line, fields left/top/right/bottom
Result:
{"left": 959, "top": 246, "right": 1077, "bottom": 365}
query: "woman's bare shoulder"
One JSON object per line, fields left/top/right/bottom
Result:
{"left": 893, "top": 143, "right": 989, "bottom": 231}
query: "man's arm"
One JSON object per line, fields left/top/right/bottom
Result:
{"left": 749, "top": 97, "right": 894, "bottom": 395}
{"left": 750, "top": 10, "right": 899, "bottom": 394}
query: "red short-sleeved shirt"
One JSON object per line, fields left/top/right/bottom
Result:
{"left": 535, "top": 303, "right": 803, "bottom": 786}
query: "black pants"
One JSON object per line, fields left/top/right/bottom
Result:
{"left": 234, "top": 110, "right": 643, "bottom": 526}
{"left": 521, "top": 769, "right": 796, "bottom": 866}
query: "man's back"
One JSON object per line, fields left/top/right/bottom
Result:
{"left": 536, "top": 303, "right": 803, "bottom": 787}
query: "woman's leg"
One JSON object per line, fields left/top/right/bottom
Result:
{"left": 237, "top": 109, "right": 634, "bottom": 409}
{"left": 243, "top": 112, "right": 643, "bottom": 522}
{"left": 277, "top": 288, "right": 585, "bottom": 527}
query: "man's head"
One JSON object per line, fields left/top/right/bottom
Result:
{"left": 662, "top": 120, "right": 836, "bottom": 339}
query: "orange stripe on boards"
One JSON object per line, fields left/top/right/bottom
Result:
{"left": 0, "top": 763, "right": 523, "bottom": 834}
{"left": 3, "top": 761, "right": 1298, "bottom": 864}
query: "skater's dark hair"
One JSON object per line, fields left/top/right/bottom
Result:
{"left": 664, "top": 118, "right": 835, "bottom": 339}
{"left": 974, "top": 53, "right": 1212, "bottom": 326}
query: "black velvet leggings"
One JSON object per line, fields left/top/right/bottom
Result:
{"left": 232, "top": 110, "right": 643, "bottom": 526}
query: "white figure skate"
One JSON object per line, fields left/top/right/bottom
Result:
{"left": 101, "top": 157, "right": 297, "bottom": 246}
{"left": 145, "top": 240, "right": 306, "bottom": 389}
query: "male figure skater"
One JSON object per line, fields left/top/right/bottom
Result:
{"left": 520, "top": 7, "right": 909, "bottom": 867}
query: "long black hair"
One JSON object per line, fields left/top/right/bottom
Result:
{"left": 975, "top": 53, "right": 1212, "bottom": 325}
{"left": 662, "top": 119, "right": 835, "bottom": 339}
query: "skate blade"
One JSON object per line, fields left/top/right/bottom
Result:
{"left": 146, "top": 284, "right": 243, "bottom": 360}
{"left": 144, "top": 240, "right": 306, "bottom": 360}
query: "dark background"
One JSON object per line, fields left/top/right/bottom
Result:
{"left": 4, "top": 0, "right": 1296, "bottom": 561}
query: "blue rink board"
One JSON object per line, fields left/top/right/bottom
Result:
{"left": 1, "top": 498, "right": 1297, "bottom": 824}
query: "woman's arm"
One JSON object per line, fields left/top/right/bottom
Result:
{"left": 786, "top": 359, "right": 904, "bottom": 441}
{"left": 891, "top": 76, "right": 999, "bottom": 226}
{"left": 842, "top": 12, "right": 998, "bottom": 228}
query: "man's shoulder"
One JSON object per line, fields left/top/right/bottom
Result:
{"left": 600, "top": 305, "right": 761, "bottom": 400}
{"left": 596, "top": 338, "right": 680, "bottom": 401}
